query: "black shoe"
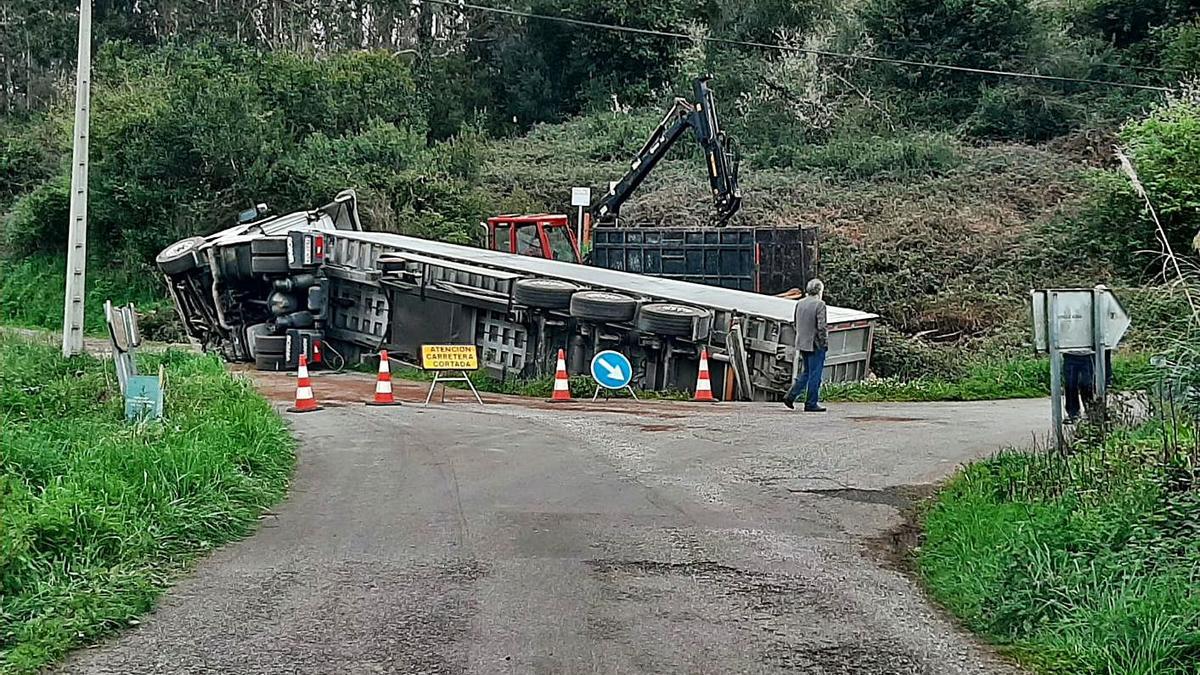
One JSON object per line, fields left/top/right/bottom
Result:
{"left": 783, "top": 397, "right": 795, "bottom": 410}
{"left": 804, "top": 405, "right": 827, "bottom": 413}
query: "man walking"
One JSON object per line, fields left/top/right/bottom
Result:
{"left": 785, "top": 279, "right": 828, "bottom": 412}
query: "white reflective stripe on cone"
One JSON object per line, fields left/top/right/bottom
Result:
{"left": 296, "top": 386, "right": 314, "bottom": 399}
{"left": 378, "top": 360, "right": 389, "bottom": 373}
{"left": 377, "top": 381, "right": 393, "bottom": 394}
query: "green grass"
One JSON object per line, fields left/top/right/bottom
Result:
{"left": 0, "top": 254, "right": 177, "bottom": 340}
{"left": 0, "top": 332, "right": 293, "bottom": 674}
{"left": 823, "top": 353, "right": 1153, "bottom": 403}
{"left": 918, "top": 426, "right": 1200, "bottom": 674}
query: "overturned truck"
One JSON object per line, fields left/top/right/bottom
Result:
{"left": 158, "top": 191, "right": 876, "bottom": 400}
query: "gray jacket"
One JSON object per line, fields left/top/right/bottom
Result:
{"left": 794, "top": 295, "right": 828, "bottom": 352}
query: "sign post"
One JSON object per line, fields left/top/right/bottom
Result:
{"left": 589, "top": 350, "right": 637, "bottom": 401}
{"left": 420, "top": 344, "right": 483, "bottom": 406}
{"left": 1031, "top": 286, "right": 1130, "bottom": 449}
{"left": 571, "top": 187, "right": 591, "bottom": 252}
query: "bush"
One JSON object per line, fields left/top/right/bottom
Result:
{"left": 1, "top": 176, "right": 70, "bottom": 256}
{"left": 754, "top": 129, "right": 962, "bottom": 178}
{"left": 1057, "top": 96, "right": 1200, "bottom": 280}
{"left": 1160, "top": 20, "right": 1200, "bottom": 75}
{"left": 966, "top": 85, "right": 1086, "bottom": 142}
{"left": 0, "top": 116, "right": 65, "bottom": 205}
{"left": 861, "top": 0, "right": 1037, "bottom": 108}
{"left": 869, "top": 324, "right": 967, "bottom": 380}
{"left": 1070, "top": 0, "right": 1193, "bottom": 48}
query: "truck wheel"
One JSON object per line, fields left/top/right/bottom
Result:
{"left": 637, "top": 303, "right": 713, "bottom": 338}
{"left": 252, "top": 255, "right": 289, "bottom": 275}
{"left": 156, "top": 237, "right": 206, "bottom": 276}
{"left": 254, "top": 353, "right": 288, "bottom": 371}
{"left": 255, "top": 334, "right": 287, "bottom": 356}
{"left": 514, "top": 278, "right": 580, "bottom": 310}
{"left": 251, "top": 238, "right": 288, "bottom": 256}
{"left": 570, "top": 291, "right": 637, "bottom": 322}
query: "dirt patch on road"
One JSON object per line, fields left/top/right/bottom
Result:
{"left": 860, "top": 484, "right": 938, "bottom": 573}
{"left": 243, "top": 368, "right": 719, "bottom": 418}
{"left": 848, "top": 415, "right": 928, "bottom": 423}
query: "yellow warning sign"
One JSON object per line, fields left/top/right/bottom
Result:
{"left": 420, "top": 344, "right": 479, "bottom": 371}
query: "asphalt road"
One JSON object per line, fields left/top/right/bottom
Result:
{"left": 59, "top": 375, "right": 1047, "bottom": 674}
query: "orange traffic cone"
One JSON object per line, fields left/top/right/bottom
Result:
{"left": 550, "top": 348, "right": 573, "bottom": 402}
{"left": 694, "top": 349, "right": 716, "bottom": 402}
{"left": 287, "top": 354, "right": 323, "bottom": 413}
{"left": 367, "top": 349, "right": 401, "bottom": 406}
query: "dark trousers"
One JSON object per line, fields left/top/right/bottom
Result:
{"left": 1063, "top": 355, "right": 1094, "bottom": 420}
{"left": 1063, "top": 352, "right": 1112, "bottom": 419}
{"left": 787, "top": 348, "right": 827, "bottom": 409}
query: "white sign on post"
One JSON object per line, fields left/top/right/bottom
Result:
{"left": 1032, "top": 288, "right": 1131, "bottom": 352}
{"left": 570, "top": 187, "right": 591, "bottom": 207}
{"left": 1031, "top": 286, "right": 1131, "bottom": 449}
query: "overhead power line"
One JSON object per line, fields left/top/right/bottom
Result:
{"left": 420, "top": 0, "right": 1174, "bottom": 93}
{"left": 868, "top": 37, "right": 1186, "bottom": 77}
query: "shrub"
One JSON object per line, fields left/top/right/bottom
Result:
{"left": 1, "top": 176, "right": 70, "bottom": 256}
{"left": 752, "top": 129, "right": 962, "bottom": 178}
{"left": 860, "top": 0, "right": 1037, "bottom": 107}
{"left": 1160, "top": 20, "right": 1200, "bottom": 75}
{"left": 966, "top": 85, "right": 1086, "bottom": 142}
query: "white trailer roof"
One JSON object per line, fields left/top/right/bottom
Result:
{"left": 336, "top": 231, "right": 877, "bottom": 325}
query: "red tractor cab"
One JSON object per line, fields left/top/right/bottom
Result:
{"left": 486, "top": 214, "right": 582, "bottom": 263}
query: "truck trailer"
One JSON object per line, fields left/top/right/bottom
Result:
{"left": 157, "top": 190, "right": 876, "bottom": 400}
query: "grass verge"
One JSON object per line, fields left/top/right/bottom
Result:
{"left": 917, "top": 424, "right": 1200, "bottom": 673}
{"left": 0, "top": 332, "right": 293, "bottom": 674}
{"left": 0, "top": 254, "right": 177, "bottom": 340}
{"left": 824, "top": 353, "right": 1152, "bottom": 403}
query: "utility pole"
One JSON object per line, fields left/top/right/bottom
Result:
{"left": 62, "top": 0, "right": 92, "bottom": 357}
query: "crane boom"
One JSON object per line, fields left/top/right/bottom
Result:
{"left": 590, "top": 76, "right": 742, "bottom": 227}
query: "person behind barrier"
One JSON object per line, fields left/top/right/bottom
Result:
{"left": 784, "top": 278, "right": 828, "bottom": 412}
{"left": 1062, "top": 349, "right": 1113, "bottom": 423}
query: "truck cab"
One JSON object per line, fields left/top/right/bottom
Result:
{"left": 486, "top": 214, "right": 582, "bottom": 263}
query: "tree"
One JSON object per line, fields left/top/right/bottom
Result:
{"left": 860, "top": 0, "right": 1037, "bottom": 113}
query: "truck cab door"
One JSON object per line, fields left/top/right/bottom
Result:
{"left": 540, "top": 221, "right": 582, "bottom": 263}
{"left": 515, "top": 222, "right": 547, "bottom": 258}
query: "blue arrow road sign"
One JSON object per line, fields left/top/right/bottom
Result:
{"left": 590, "top": 350, "right": 633, "bottom": 390}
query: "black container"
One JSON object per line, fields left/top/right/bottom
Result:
{"left": 590, "top": 226, "right": 818, "bottom": 295}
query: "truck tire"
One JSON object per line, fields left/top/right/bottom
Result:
{"left": 637, "top": 303, "right": 712, "bottom": 338}
{"left": 255, "top": 334, "right": 287, "bottom": 356}
{"left": 254, "top": 353, "right": 288, "bottom": 371}
{"left": 156, "top": 237, "right": 206, "bottom": 276}
{"left": 570, "top": 291, "right": 637, "bottom": 322}
{"left": 514, "top": 278, "right": 580, "bottom": 310}
{"left": 251, "top": 238, "right": 288, "bottom": 256}
{"left": 252, "top": 255, "right": 289, "bottom": 275}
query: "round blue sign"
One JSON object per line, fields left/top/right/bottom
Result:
{"left": 590, "top": 350, "right": 633, "bottom": 389}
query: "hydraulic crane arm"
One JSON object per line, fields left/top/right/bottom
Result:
{"left": 590, "top": 76, "right": 742, "bottom": 227}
